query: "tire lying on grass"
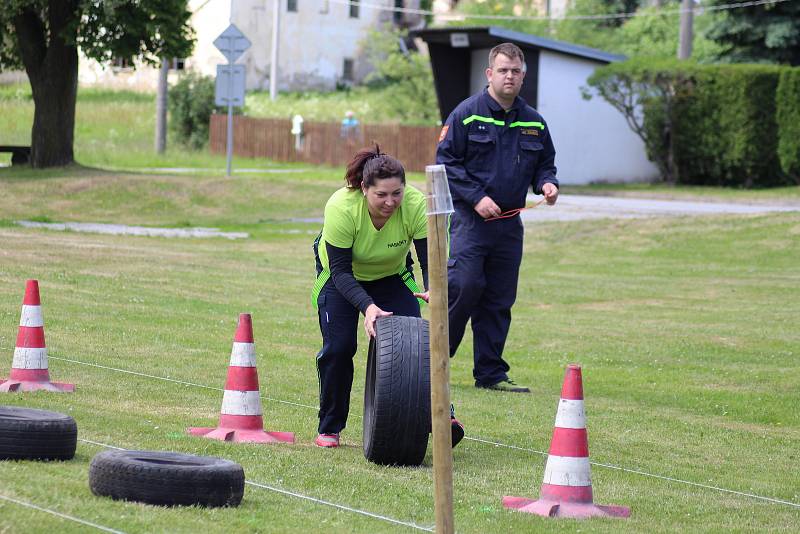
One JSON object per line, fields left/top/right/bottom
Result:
{"left": 0, "top": 406, "right": 77, "bottom": 461}
{"left": 89, "top": 450, "right": 245, "bottom": 507}
{"left": 363, "top": 315, "right": 431, "bottom": 466}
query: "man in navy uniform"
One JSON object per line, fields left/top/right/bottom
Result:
{"left": 436, "top": 42, "right": 559, "bottom": 393}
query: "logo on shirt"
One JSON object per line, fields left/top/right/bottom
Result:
{"left": 521, "top": 128, "right": 539, "bottom": 136}
{"left": 438, "top": 125, "right": 449, "bottom": 143}
{"left": 387, "top": 239, "right": 407, "bottom": 248}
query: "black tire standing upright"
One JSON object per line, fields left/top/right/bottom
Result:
{"left": 363, "top": 315, "right": 431, "bottom": 466}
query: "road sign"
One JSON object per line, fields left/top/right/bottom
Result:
{"left": 215, "top": 64, "right": 246, "bottom": 106}
{"left": 213, "top": 24, "right": 251, "bottom": 64}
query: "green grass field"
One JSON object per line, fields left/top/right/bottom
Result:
{"left": 1, "top": 87, "right": 799, "bottom": 532}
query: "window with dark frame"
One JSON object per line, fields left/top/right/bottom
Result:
{"left": 171, "top": 58, "right": 186, "bottom": 70}
{"left": 393, "top": 0, "right": 403, "bottom": 24}
{"left": 111, "top": 57, "right": 133, "bottom": 70}
{"left": 342, "top": 58, "right": 354, "bottom": 81}
{"left": 349, "top": 0, "right": 359, "bottom": 18}
{"left": 287, "top": 0, "right": 297, "bottom": 12}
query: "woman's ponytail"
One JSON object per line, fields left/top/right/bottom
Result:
{"left": 344, "top": 143, "right": 405, "bottom": 189}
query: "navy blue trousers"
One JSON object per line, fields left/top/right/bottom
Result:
{"left": 448, "top": 208, "right": 523, "bottom": 386}
{"left": 315, "top": 275, "right": 420, "bottom": 434}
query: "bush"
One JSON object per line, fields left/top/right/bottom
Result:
{"left": 589, "top": 61, "right": 789, "bottom": 187}
{"left": 777, "top": 68, "right": 800, "bottom": 182}
{"left": 670, "top": 65, "right": 783, "bottom": 187}
{"left": 169, "top": 72, "right": 224, "bottom": 149}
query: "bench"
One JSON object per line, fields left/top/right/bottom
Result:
{"left": 0, "top": 145, "right": 31, "bottom": 166}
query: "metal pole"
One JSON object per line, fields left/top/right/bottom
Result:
{"left": 426, "top": 166, "right": 455, "bottom": 534}
{"left": 226, "top": 55, "right": 234, "bottom": 176}
{"left": 678, "top": 0, "right": 694, "bottom": 59}
{"left": 270, "top": 0, "right": 280, "bottom": 101}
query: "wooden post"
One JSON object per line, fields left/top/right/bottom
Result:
{"left": 425, "top": 165, "right": 454, "bottom": 534}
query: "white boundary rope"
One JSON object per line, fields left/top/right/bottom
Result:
{"left": 77, "top": 437, "right": 433, "bottom": 532}
{"left": 243, "top": 481, "right": 433, "bottom": 531}
{"left": 0, "top": 493, "right": 126, "bottom": 534}
{"left": 53, "top": 356, "right": 800, "bottom": 510}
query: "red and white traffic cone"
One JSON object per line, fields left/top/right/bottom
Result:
{"left": 188, "top": 313, "right": 294, "bottom": 443}
{"left": 1, "top": 280, "right": 74, "bottom": 393}
{"left": 503, "top": 364, "right": 629, "bottom": 519}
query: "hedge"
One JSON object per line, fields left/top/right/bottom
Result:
{"left": 588, "top": 61, "right": 799, "bottom": 188}
{"left": 777, "top": 68, "right": 800, "bottom": 182}
{"left": 671, "top": 64, "right": 784, "bottom": 187}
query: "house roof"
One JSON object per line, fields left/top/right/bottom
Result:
{"left": 412, "top": 26, "right": 626, "bottom": 64}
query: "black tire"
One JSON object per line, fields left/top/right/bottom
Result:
{"left": 89, "top": 450, "right": 245, "bottom": 507}
{"left": 363, "top": 315, "right": 431, "bottom": 466}
{"left": 0, "top": 406, "right": 77, "bottom": 460}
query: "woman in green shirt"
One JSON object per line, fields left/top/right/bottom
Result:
{"left": 311, "top": 145, "right": 463, "bottom": 448}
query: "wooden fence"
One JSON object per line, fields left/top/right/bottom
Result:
{"left": 209, "top": 115, "right": 441, "bottom": 172}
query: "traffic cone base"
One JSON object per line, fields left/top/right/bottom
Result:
{"left": 188, "top": 426, "right": 295, "bottom": 443}
{"left": 187, "top": 313, "right": 294, "bottom": 444}
{"left": 503, "top": 365, "right": 629, "bottom": 519}
{"left": 2, "top": 280, "right": 74, "bottom": 393}
{"left": 503, "top": 496, "right": 631, "bottom": 518}
{"left": 0, "top": 379, "right": 75, "bottom": 393}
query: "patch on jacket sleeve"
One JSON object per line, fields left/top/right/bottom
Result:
{"left": 438, "top": 125, "right": 449, "bottom": 143}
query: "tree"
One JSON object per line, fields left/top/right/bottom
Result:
{"left": 362, "top": 27, "right": 439, "bottom": 124}
{"left": 586, "top": 57, "right": 693, "bottom": 182}
{"left": 0, "top": 1, "right": 194, "bottom": 168}
{"left": 616, "top": 5, "right": 724, "bottom": 62}
{"left": 706, "top": 0, "right": 800, "bottom": 65}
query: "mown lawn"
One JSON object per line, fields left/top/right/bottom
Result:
{"left": 0, "top": 165, "right": 798, "bottom": 533}
{"left": 1, "top": 85, "right": 799, "bottom": 532}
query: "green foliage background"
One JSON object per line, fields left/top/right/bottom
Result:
{"left": 362, "top": 26, "right": 439, "bottom": 124}
{"left": 168, "top": 72, "right": 227, "bottom": 149}
{"left": 671, "top": 64, "right": 784, "bottom": 187}
{"left": 776, "top": 68, "right": 800, "bottom": 179}
{"left": 588, "top": 61, "right": 797, "bottom": 187}
{"left": 449, "top": 0, "right": 725, "bottom": 62}
{"left": 706, "top": 0, "right": 800, "bottom": 65}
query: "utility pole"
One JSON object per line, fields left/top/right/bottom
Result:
{"left": 155, "top": 57, "right": 169, "bottom": 153}
{"left": 270, "top": 0, "right": 280, "bottom": 100}
{"left": 678, "top": 0, "right": 694, "bottom": 59}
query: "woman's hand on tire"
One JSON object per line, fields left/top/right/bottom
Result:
{"left": 364, "top": 304, "right": 392, "bottom": 338}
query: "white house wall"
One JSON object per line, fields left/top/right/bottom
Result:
{"left": 193, "top": 0, "right": 392, "bottom": 91}
{"left": 78, "top": 0, "right": 398, "bottom": 92}
{"left": 187, "top": 0, "right": 232, "bottom": 79}
{"left": 537, "top": 51, "right": 658, "bottom": 184}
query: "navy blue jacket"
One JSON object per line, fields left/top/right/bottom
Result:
{"left": 436, "top": 88, "right": 558, "bottom": 212}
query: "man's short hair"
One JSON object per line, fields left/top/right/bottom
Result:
{"left": 489, "top": 43, "right": 525, "bottom": 68}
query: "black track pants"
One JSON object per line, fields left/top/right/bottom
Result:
{"left": 448, "top": 208, "right": 523, "bottom": 386}
{"left": 315, "top": 274, "right": 421, "bottom": 434}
